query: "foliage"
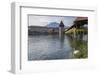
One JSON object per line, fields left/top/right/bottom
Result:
{"left": 73, "top": 41, "right": 88, "bottom": 58}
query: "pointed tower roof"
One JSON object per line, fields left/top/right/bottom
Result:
{"left": 59, "top": 21, "right": 64, "bottom": 27}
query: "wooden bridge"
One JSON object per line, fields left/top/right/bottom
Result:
{"left": 65, "top": 17, "right": 88, "bottom": 32}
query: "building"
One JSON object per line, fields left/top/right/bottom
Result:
{"left": 59, "top": 21, "right": 65, "bottom": 36}
{"left": 28, "top": 21, "right": 66, "bottom": 35}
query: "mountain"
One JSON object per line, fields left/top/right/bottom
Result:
{"left": 46, "top": 22, "right": 59, "bottom": 28}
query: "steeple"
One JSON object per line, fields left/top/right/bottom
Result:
{"left": 59, "top": 21, "right": 64, "bottom": 37}
{"left": 59, "top": 21, "right": 64, "bottom": 27}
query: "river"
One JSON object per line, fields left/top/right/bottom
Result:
{"left": 28, "top": 34, "right": 87, "bottom": 60}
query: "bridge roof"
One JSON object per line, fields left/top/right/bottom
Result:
{"left": 75, "top": 17, "right": 88, "bottom": 21}
{"left": 65, "top": 17, "right": 88, "bottom": 32}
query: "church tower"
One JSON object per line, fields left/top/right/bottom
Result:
{"left": 59, "top": 21, "right": 64, "bottom": 37}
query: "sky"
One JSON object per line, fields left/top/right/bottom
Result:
{"left": 28, "top": 15, "right": 77, "bottom": 27}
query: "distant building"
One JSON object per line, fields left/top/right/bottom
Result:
{"left": 28, "top": 21, "right": 66, "bottom": 35}
{"left": 28, "top": 26, "right": 59, "bottom": 35}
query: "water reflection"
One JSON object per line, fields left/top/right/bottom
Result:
{"left": 28, "top": 34, "right": 88, "bottom": 60}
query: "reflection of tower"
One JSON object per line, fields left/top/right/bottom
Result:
{"left": 59, "top": 21, "right": 64, "bottom": 37}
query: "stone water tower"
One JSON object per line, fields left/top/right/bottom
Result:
{"left": 59, "top": 21, "right": 64, "bottom": 37}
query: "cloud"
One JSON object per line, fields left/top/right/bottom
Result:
{"left": 29, "top": 15, "right": 77, "bottom": 27}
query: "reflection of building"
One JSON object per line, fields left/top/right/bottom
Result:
{"left": 59, "top": 21, "right": 65, "bottom": 36}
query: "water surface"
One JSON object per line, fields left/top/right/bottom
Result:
{"left": 28, "top": 35, "right": 73, "bottom": 60}
{"left": 28, "top": 34, "right": 88, "bottom": 60}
